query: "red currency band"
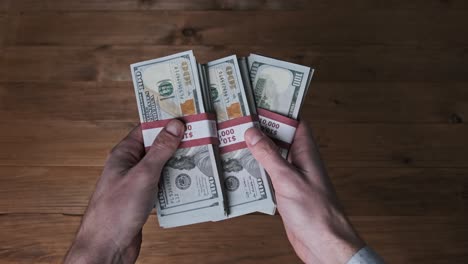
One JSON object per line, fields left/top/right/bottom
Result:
{"left": 217, "top": 115, "right": 258, "bottom": 154}
{"left": 257, "top": 108, "right": 299, "bottom": 128}
{"left": 141, "top": 112, "right": 217, "bottom": 130}
{"left": 219, "top": 142, "right": 248, "bottom": 155}
{"left": 145, "top": 137, "right": 219, "bottom": 152}
{"left": 179, "top": 137, "right": 219, "bottom": 148}
{"left": 271, "top": 138, "right": 292, "bottom": 150}
{"left": 217, "top": 115, "right": 258, "bottom": 130}
{"left": 141, "top": 112, "right": 219, "bottom": 152}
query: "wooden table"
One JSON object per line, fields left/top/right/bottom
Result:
{"left": 1, "top": 1, "right": 468, "bottom": 263}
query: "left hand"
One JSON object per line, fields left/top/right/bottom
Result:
{"left": 245, "top": 121, "right": 364, "bottom": 263}
{"left": 65, "top": 120, "right": 184, "bottom": 264}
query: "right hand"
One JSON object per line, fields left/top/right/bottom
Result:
{"left": 245, "top": 121, "right": 365, "bottom": 264}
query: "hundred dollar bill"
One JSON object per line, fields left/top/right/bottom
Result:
{"left": 130, "top": 51, "right": 226, "bottom": 228}
{"left": 248, "top": 54, "right": 314, "bottom": 157}
{"left": 248, "top": 54, "right": 313, "bottom": 119}
{"left": 204, "top": 55, "right": 276, "bottom": 217}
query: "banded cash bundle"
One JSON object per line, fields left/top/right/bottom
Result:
{"left": 130, "top": 51, "right": 226, "bottom": 228}
{"left": 248, "top": 54, "right": 314, "bottom": 157}
{"left": 202, "top": 56, "right": 276, "bottom": 217}
{"left": 130, "top": 51, "right": 313, "bottom": 228}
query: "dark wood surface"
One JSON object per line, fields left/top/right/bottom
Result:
{"left": 1, "top": 0, "right": 468, "bottom": 263}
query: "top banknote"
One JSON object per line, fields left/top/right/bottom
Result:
{"left": 130, "top": 51, "right": 226, "bottom": 228}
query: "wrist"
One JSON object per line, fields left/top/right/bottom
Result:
{"left": 321, "top": 226, "right": 364, "bottom": 263}
{"left": 287, "top": 198, "right": 365, "bottom": 264}
{"left": 311, "top": 214, "right": 365, "bottom": 264}
{"left": 65, "top": 227, "right": 122, "bottom": 264}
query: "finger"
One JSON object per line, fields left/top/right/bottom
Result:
{"left": 288, "top": 120, "right": 334, "bottom": 191}
{"left": 290, "top": 119, "right": 315, "bottom": 150}
{"left": 136, "top": 119, "right": 184, "bottom": 174}
{"left": 245, "top": 127, "right": 294, "bottom": 184}
{"left": 289, "top": 120, "right": 326, "bottom": 174}
{"left": 288, "top": 121, "right": 317, "bottom": 170}
{"left": 105, "top": 125, "right": 145, "bottom": 173}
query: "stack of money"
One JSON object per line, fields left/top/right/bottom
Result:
{"left": 130, "top": 51, "right": 313, "bottom": 228}
{"left": 130, "top": 51, "right": 226, "bottom": 228}
{"left": 202, "top": 56, "right": 276, "bottom": 217}
{"left": 248, "top": 54, "right": 313, "bottom": 157}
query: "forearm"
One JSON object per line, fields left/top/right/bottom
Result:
{"left": 65, "top": 231, "right": 122, "bottom": 264}
{"left": 305, "top": 217, "right": 365, "bottom": 264}
{"left": 308, "top": 219, "right": 384, "bottom": 264}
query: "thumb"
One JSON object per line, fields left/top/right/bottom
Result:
{"left": 137, "top": 119, "right": 184, "bottom": 173}
{"left": 245, "top": 127, "right": 294, "bottom": 183}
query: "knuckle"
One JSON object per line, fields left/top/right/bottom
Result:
{"left": 109, "top": 144, "right": 134, "bottom": 160}
{"left": 108, "top": 146, "right": 125, "bottom": 159}
{"left": 109, "top": 134, "right": 142, "bottom": 156}
{"left": 109, "top": 144, "right": 120, "bottom": 156}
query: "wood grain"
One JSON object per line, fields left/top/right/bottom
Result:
{"left": 5, "top": 11, "right": 468, "bottom": 46}
{"left": 0, "top": 166, "right": 99, "bottom": 214}
{"left": 1, "top": 1, "right": 468, "bottom": 263}
{"left": 352, "top": 216, "right": 468, "bottom": 264}
{"left": 0, "top": 14, "right": 6, "bottom": 46}
{"left": 0, "top": 120, "right": 133, "bottom": 167}
{"left": 330, "top": 167, "right": 468, "bottom": 216}
{"left": 1, "top": 81, "right": 467, "bottom": 123}
{"left": 0, "top": 120, "right": 467, "bottom": 168}
{"left": 0, "top": 166, "right": 466, "bottom": 216}
{"left": 0, "top": 47, "right": 98, "bottom": 81}
{"left": 0, "top": 1, "right": 8, "bottom": 12}
{"left": 8, "top": 0, "right": 310, "bottom": 11}
{"left": 0, "top": 214, "right": 300, "bottom": 264}
{"left": 0, "top": 82, "right": 138, "bottom": 121}
{"left": 2, "top": 46, "right": 468, "bottom": 82}
{"left": 1, "top": 214, "right": 467, "bottom": 263}
{"left": 304, "top": 82, "right": 468, "bottom": 124}
{"left": 7, "top": 0, "right": 468, "bottom": 11}
{"left": 96, "top": 46, "right": 468, "bottom": 82}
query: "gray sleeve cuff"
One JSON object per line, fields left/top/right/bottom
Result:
{"left": 346, "top": 246, "right": 385, "bottom": 264}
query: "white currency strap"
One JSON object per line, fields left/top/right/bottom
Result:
{"left": 142, "top": 119, "right": 217, "bottom": 147}
{"left": 218, "top": 122, "right": 256, "bottom": 148}
{"left": 258, "top": 115, "right": 296, "bottom": 145}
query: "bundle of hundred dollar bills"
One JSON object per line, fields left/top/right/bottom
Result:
{"left": 130, "top": 51, "right": 314, "bottom": 228}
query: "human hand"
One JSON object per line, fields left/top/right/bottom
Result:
{"left": 245, "top": 121, "right": 365, "bottom": 264}
{"left": 65, "top": 120, "right": 185, "bottom": 264}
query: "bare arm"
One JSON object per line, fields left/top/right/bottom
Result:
{"left": 65, "top": 120, "right": 184, "bottom": 263}
{"left": 245, "top": 121, "right": 367, "bottom": 263}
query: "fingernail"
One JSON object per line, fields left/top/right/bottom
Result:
{"left": 245, "top": 128, "right": 263, "bottom": 146}
{"left": 165, "top": 120, "right": 183, "bottom": 137}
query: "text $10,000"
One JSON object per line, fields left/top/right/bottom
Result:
{"left": 259, "top": 118, "right": 280, "bottom": 136}
{"left": 218, "top": 128, "right": 237, "bottom": 145}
